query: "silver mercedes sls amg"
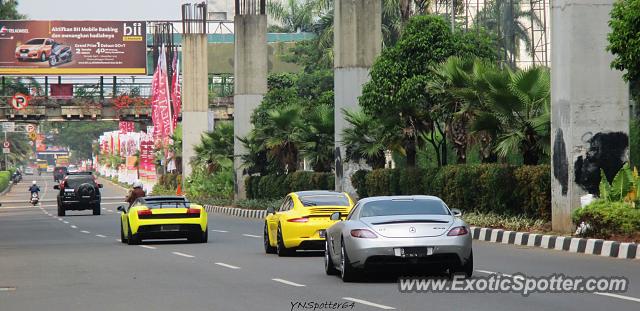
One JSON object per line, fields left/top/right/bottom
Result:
{"left": 324, "top": 195, "right": 473, "bottom": 282}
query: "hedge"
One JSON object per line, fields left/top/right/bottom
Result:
{"left": 245, "top": 171, "right": 335, "bottom": 200}
{"left": 0, "top": 171, "right": 10, "bottom": 193}
{"left": 573, "top": 200, "right": 640, "bottom": 239}
{"left": 351, "top": 164, "right": 551, "bottom": 220}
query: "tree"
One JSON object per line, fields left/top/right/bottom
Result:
{"left": 0, "top": 0, "right": 25, "bottom": 19}
{"left": 192, "top": 122, "right": 233, "bottom": 173}
{"left": 607, "top": 0, "right": 640, "bottom": 82}
{"left": 256, "top": 104, "right": 303, "bottom": 173}
{"left": 50, "top": 122, "right": 119, "bottom": 162}
{"left": 341, "top": 109, "right": 390, "bottom": 169}
{"left": 267, "top": 0, "right": 317, "bottom": 33}
{"left": 471, "top": 66, "right": 550, "bottom": 165}
{"left": 297, "top": 104, "right": 334, "bottom": 172}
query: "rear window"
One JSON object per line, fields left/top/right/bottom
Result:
{"left": 360, "top": 199, "right": 449, "bottom": 218}
{"left": 26, "top": 39, "right": 45, "bottom": 44}
{"left": 299, "top": 194, "right": 350, "bottom": 207}
{"left": 65, "top": 177, "right": 94, "bottom": 188}
{"left": 55, "top": 167, "right": 67, "bottom": 172}
{"left": 145, "top": 200, "right": 190, "bottom": 209}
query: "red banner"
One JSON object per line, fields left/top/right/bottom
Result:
{"left": 150, "top": 46, "right": 173, "bottom": 142}
{"left": 171, "top": 52, "right": 181, "bottom": 130}
{"left": 50, "top": 84, "right": 73, "bottom": 99}
{"left": 119, "top": 121, "right": 135, "bottom": 134}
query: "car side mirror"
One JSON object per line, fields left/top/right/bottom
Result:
{"left": 266, "top": 207, "right": 275, "bottom": 215}
{"left": 451, "top": 208, "right": 462, "bottom": 217}
{"left": 98, "top": 184, "right": 103, "bottom": 188}
{"left": 53, "top": 185, "right": 60, "bottom": 190}
{"left": 116, "top": 205, "right": 125, "bottom": 212}
{"left": 330, "top": 212, "right": 341, "bottom": 221}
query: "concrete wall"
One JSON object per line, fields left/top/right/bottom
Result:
{"left": 182, "top": 34, "right": 209, "bottom": 178}
{"left": 551, "top": 0, "right": 629, "bottom": 232}
{"left": 233, "top": 14, "right": 267, "bottom": 200}
{"left": 334, "top": 0, "right": 381, "bottom": 193}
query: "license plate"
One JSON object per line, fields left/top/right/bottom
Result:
{"left": 161, "top": 225, "right": 179, "bottom": 231}
{"left": 394, "top": 247, "right": 434, "bottom": 258}
{"left": 20, "top": 53, "right": 27, "bottom": 58}
{"left": 64, "top": 188, "right": 74, "bottom": 192}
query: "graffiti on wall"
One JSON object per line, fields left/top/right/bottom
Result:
{"left": 574, "top": 132, "right": 628, "bottom": 195}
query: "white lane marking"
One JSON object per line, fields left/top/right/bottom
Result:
{"left": 116, "top": 239, "right": 121, "bottom": 242}
{"left": 342, "top": 297, "right": 395, "bottom": 310}
{"left": 172, "top": 252, "right": 195, "bottom": 258}
{"left": 70, "top": 225, "right": 78, "bottom": 229}
{"left": 0, "top": 287, "right": 16, "bottom": 291}
{"left": 63, "top": 221, "right": 69, "bottom": 224}
{"left": 475, "top": 270, "right": 499, "bottom": 275}
{"left": 95, "top": 234, "right": 107, "bottom": 238}
{"left": 594, "top": 292, "right": 640, "bottom": 303}
{"left": 211, "top": 229, "right": 228, "bottom": 233}
{"left": 271, "top": 278, "right": 306, "bottom": 287}
{"left": 57, "top": 218, "right": 63, "bottom": 221}
{"left": 80, "top": 230, "right": 90, "bottom": 234}
{"left": 215, "top": 262, "right": 240, "bottom": 269}
{"left": 107, "top": 209, "right": 113, "bottom": 212}
{"left": 242, "top": 234, "right": 261, "bottom": 238}
{"left": 101, "top": 208, "right": 106, "bottom": 210}
{"left": 140, "top": 245, "right": 156, "bottom": 250}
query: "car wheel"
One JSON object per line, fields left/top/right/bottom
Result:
{"left": 201, "top": 227, "right": 208, "bottom": 243}
{"left": 57, "top": 205, "right": 65, "bottom": 216}
{"left": 462, "top": 251, "right": 473, "bottom": 278}
{"left": 263, "top": 223, "right": 276, "bottom": 254}
{"left": 127, "top": 222, "right": 140, "bottom": 245}
{"left": 120, "top": 219, "right": 128, "bottom": 243}
{"left": 93, "top": 203, "right": 101, "bottom": 215}
{"left": 340, "top": 238, "right": 359, "bottom": 282}
{"left": 40, "top": 52, "right": 46, "bottom": 62}
{"left": 49, "top": 56, "right": 57, "bottom": 66}
{"left": 276, "top": 225, "right": 293, "bottom": 257}
{"left": 324, "top": 240, "right": 339, "bottom": 275}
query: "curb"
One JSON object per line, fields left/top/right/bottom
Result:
{"left": 0, "top": 183, "right": 14, "bottom": 197}
{"left": 202, "top": 205, "right": 639, "bottom": 260}
{"left": 470, "top": 227, "right": 639, "bottom": 260}
{"left": 204, "top": 205, "right": 266, "bottom": 219}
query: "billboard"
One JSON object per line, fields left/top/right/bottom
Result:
{"left": 0, "top": 20, "right": 147, "bottom": 75}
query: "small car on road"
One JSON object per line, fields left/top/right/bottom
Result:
{"left": 54, "top": 173, "right": 103, "bottom": 216}
{"left": 117, "top": 196, "right": 208, "bottom": 245}
{"left": 264, "top": 191, "right": 354, "bottom": 256}
{"left": 324, "top": 195, "right": 473, "bottom": 282}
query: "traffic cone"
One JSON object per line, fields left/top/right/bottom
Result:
{"left": 176, "top": 183, "right": 182, "bottom": 196}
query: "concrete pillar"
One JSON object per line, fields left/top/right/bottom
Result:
{"left": 181, "top": 33, "right": 209, "bottom": 178}
{"left": 551, "top": 0, "right": 629, "bottom": 232}
{"left": 334, "top": 0, "right": 382, "bottom": 193}
{"left": 233, "top": 2, "right": 267, "bottom": 200}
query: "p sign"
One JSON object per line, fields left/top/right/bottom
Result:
{"left": 11, "top": 93, "right": 29, "bottom": 110}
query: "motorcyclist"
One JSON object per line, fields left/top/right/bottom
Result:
{"left": 125, "top": 181, "right": 146, "bottom": 206}
{"left": 28, "top": 181, "right": 40, "bottom": 197}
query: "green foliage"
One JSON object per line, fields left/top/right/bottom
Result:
{"left": 607, "top": 0, "right": 640, "bottom": 82}
{"left": 0, "top": 171, "right": 11, "bottom": 192}
{"left": 354, "top": 164, "right": 551, "bottom": 220}
{"left": 245, "top": 172, "right": 335, "bottom": 200}
{"left": 573, "top": 200, "right": 640, "bottom": 239}
{"left": 235, "top": 199, "right": 283, "bottom": 211}
{"left": 0, "top": 1, "right": 25, "bottom": 19}
{"left": 631, "top": 119, "right": 640, "bottom": 168}
{"left": 185, "top": 164, "right": 234, "bottom": 201}
{"left": 350, "top": 170, "right": 370, "bottom": 198}
{"left": 51, "top": 121, "right": 119, "bottom": 161}
{"left": 192, "top": 122, "right": 234, "bottom": 173}
{"left": 463, "top": 211, "right": 547, "bottom": 232}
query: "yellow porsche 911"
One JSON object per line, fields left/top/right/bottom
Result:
{"left": 264, "top": 191, "right": 354, "bottom": 256}
{"left": 117, "top": 196, "right": 208, "bottom": 245}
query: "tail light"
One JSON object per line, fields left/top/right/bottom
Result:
{"left": 186, "top": 208, "right": 201, "bottom": 215}
{"left": 447, "top": 226, "right": 468, "bottom": 236}
{"left": 287, "top": 217, "right": 309, "bottom": 223}
{"left": 137, "top": 209, "right": 152, "bottom": 217}
{"left": 350, "top": 229, "right": 378, "bottom": 239}
{"left": 60, "top": 181, "right": 66, "bottom": 190}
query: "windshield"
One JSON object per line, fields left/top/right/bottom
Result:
{"left": 65, "top": 177, "right": 94, "bottom": 188}
{"left": 145, "top": 201, "right": 190, "bottom": 209}
{"left": 26, "top": 39, "right": 45, "bottom": 45}
{"left": 360, "top": 199, "right": 450, "bottom": 218}
{"left": 299, "top": 194, "right": 350, "bottom": 207}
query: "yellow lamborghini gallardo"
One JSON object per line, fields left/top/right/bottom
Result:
{"left": 117, "top": 196, "right": 208, "bottom": 245}
{"left": 264, "top": 191, "right": 354, "bottom": 256}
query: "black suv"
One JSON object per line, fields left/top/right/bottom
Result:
{"left": 53, "top": 166, "right": 68, "bottom": 182}
{"left": 54, "top": 173, "right": 103, "bottom": 216}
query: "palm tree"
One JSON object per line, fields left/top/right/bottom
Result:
{"left": 471, "top": 65, "right": 550, "bottom": 165}
{"left": 341, "top": 109, "right": 392, "bottom": 169}
{"left": 192, "top": 122, "right": 234, "bottom": 173}
{"left": 297, "top": 104, "right": 334, "bottom": 172}
{"left": 475, "top": 0, "right": 543, "bottom": 67}
{"left": 267, "top": 0, "right": 317, "bottom": 33}
{"left": 256, "top": 104, "right": 303, "bottom": 173}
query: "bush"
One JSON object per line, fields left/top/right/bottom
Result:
{"left": 246, "top": 172, "right": 335, "bottom": 199}
{"left": 573, "top": 200, "right": 640, "bottom": 239}
{"left": 235, "top": 199, "right": 282, "bottom": 210}
{"left": 0, "top": 171, "right": 10, "bottom": 192}
{"left": 463, "top": 211, "right": 548, "bottom": 232}
{"left": 353, "top": 164, "right": 551, "bottom": 220}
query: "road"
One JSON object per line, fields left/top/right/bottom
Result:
{"left": 1, "top": 173, "right": 639, "bottom": 311}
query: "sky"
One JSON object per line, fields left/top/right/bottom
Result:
{"left": 17, "top": 0, "right": 186, "bottom": 20}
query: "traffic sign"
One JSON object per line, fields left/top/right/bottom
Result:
{"left": 2, "top": 148, "right": 9, "bottom": 154}
{"left": 25, "top": 124, "right": 36, "bottom": 133}
{"left": 1, "top": 122, "right": 15, "bottom": 132}
{"left": 28, "top": 141, "right": 34, "bottom": 146}
{"left": 11, "top": 93, "right": 29, "bottom": 110}
{"left": 2, "top": 141, "right": 10, "bottom": 148}
{"left": 28, "top": 132, "right": 37, "bottom": 141}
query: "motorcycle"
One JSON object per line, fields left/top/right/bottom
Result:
{"left": 30, "top": 192, "right": 39, "bottom": 206}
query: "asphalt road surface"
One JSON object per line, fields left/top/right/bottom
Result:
{"left": 1, "top": 173, "right": 639, "bottom": 311}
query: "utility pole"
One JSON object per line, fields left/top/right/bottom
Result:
{"left": 451, "top": 0, "right": 456, "bottom": 31}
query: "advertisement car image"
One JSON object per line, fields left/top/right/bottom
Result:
{"left": 14, "top": 38, "right": 54, "bottom": 62}
{"left": 48, "top": 42, "right": 72, "bottom": 66}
